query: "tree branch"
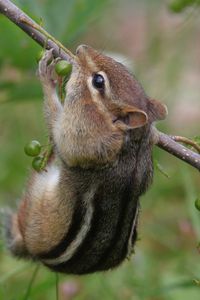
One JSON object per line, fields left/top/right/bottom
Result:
{"left": 154, "top": 129, "right": 200, "bottom": 171}
{"left": 0, "top": 0, "right": 200, "bottom": 172}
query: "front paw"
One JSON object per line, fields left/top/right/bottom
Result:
{"left": 38, "top": 49, "right": 58, "bottom": 88}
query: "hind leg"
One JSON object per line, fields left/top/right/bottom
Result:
{"left": 4, "top": 163, "right": 73, "bottom": 259}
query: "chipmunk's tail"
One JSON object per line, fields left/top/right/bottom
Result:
{"left": 1, "top": 208, "right": 29, "bottom": 258}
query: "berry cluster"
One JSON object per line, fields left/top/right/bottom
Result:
{"left": 24, "top": 51, "right": 72, "bottom": 171}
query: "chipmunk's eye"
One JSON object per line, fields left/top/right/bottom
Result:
{"left": 92, "top": 73, "right": 105, "bottom": 90}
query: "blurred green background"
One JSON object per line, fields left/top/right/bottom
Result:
{"left": 0, "top": 0, "right": 200, "bottom": 299}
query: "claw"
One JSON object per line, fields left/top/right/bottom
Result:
{"left": 43, "top": 48, "right": 54, "bottom": 62}
{"left": 38, "top": 49, "right": 57, "bottom": 87}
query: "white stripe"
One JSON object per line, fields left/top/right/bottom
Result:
{"left": 42, "top": 186, "right": 95, "bottom": 265}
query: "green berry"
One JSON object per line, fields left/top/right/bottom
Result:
{"left": 55, "top": 60, "right": 72, "bottom": 76}
{"left": 195, "top": 198, "right": 200, "bottom": 211}
{"left": 24, "top": 140, "right": 41, "bottom": 157}
{"left": 32, "top": 156, "right": 43, "bottom": 172}
{"left": 36, "top": 50, "right": 45, "bottom": 63}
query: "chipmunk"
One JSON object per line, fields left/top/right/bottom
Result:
{"left": 5, "top": 45, "right": 167, "bottom": 274}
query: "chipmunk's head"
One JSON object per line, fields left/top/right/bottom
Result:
{"left": 60, "top": 45, "right": 167, "bottom": 169}
{"left": 68, "top": 45, "right": 167, "bottom": 129}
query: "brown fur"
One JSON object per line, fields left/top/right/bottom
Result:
{"left": 4, "top": 45, "right": 167, "bottom": 274}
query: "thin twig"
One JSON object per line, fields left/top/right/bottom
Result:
{"left": 23, "top": 265, "right": 40, "bottom": 300}
{"left": 55, "top": 273, "right": 59, "bottom": 300}
{"left": 170, "top": 135, "right": 200, "bottom": 153}
{"left": 0, "top": 0, "right": 200, "bottom": 172}
{"left": 20, "top": 16, "right": 76, "bottom": 61}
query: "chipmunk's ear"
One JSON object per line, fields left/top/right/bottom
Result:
{"left": 148, "top": 98, "right": 168, "bottom": 121}
{"left": 113, "top": 105, "right": 148, "bottom": 131}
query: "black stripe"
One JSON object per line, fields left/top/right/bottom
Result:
{"left": 44, "top": 196, "right": 99, "bottom": 273}
{"left": 85, "top": 183, "right": 137, "bottom": 272}
{"left": 62, "top": 191, "right": 107, "bottom": 269}
{"left": 38, "top": 194, "right": 86, "bottom": 259}
{"left": 48, "top": 182, "right": 136, "bottom": 274}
